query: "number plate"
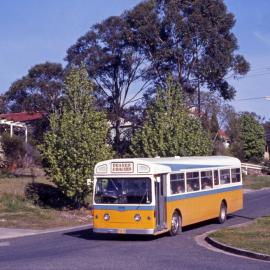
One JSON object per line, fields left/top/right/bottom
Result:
{"left": 117, "top": 228, "right": 126, "bottom": 234}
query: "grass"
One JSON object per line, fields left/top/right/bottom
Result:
{"left": 0, "top": 176, "right": 92, "bottom": 229}
{"left": 243, "top": 175, "right": 270, "bottom": 190}
{"left": 210, "top": 216, "right": 270, "bottom": 255}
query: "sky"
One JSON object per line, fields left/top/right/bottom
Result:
{"left": 0, "top": 0, "right": 269, "bottom": 119}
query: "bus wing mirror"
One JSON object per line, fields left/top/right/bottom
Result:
{"left": 155, "top": 176, "right": 161, "bottom": 182}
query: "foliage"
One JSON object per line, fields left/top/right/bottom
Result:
{"left": 0, "top": 133, "right": 27, "bottom": 166}
{"left": 239, "top": 113, "right": 265, "bottom": 162}
{"left": 130, "top": 81, "right": 212, "bottom": 157}
{"left": 0, "top": 133, "right": 41, "bottom": 169}
{"left": 264, "top": 121, "right": 270, "bottom": 153}
{"left": 4, "top": 62, "right": 64, "bottom": 113}
{"left": 126, "top": 0, "right": 249, "bottom": 99}
{"left": 66, "top": 0, "right": 248, "bottom": 156}
{"left": 66, "top": 16, "right": 148, "bottom": 156}
{"left": 40, "top": 67, "right": 113, "bottom": 205}
{"left": 0, "top": 95, "right": 6, "bottom": 113}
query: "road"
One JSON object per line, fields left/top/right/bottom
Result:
{"left": 0, "top": 189, "right": 269, "bottom": 270}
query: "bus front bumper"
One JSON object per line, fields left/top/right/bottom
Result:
{"left": 93, "top": 228, "right": 156, "bottom": 235}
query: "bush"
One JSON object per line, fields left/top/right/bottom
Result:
{"left": 1, "top": 133, "right": 27, "bottom": 167}
{"left": 0, "top": 133, "right": 41, "bottom": 169}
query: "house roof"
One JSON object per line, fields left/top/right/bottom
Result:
{"left": 217, "top": 129, "right": 229, "bottom": 140}
{"left": 0, "top": 112, "right": 46, "bottom": 122}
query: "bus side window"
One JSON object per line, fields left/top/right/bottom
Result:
{"left": 186, "top": 172, "right": 200, "bottom": 192}
{"left": 170, "top": 173, "right": 185, "bottom": 194}
{"left": 214, "top": 170, "right": 219, "bottom": 185}
{"left": 201, "top": 171, "right": 213, "bottom": 190}
{"left": 231, "top": 168, "right": 241, "bottom": 183}
{"left": 220, "top": 169, "right": 231, "bottom": 184}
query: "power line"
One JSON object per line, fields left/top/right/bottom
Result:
{"left": 236, "top": 96, "right": 270, "bottom": 101}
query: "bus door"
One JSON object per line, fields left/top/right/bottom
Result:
{"left": 155, "top": 174, "right": 167, "bottom": 230}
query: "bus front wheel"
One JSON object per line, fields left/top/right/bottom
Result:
{"left": 170, "top": 211, "right": 182, "bottom": 236}
{"left": 218, "top": 202, "right": 227, "bottom": 224}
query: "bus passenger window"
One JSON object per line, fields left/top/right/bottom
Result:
{"left": 231, "top": 168, "right": 241, "bottom": 183}
{"left": 220, "top": 169, "right": 231, "bottom": 184}
{"left": 186, "top": 172, "right": 200, "bottom": 192}
{"left": 201, "top": 171, "right": 213, "bottom": 190}
{"left": 214, "top": 170, "right": 219, "bottom": 185}
{"left": 170, "top": 173, "right": 185, "bottom": 194}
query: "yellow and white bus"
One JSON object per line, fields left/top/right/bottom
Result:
{"left": 92, "top": 156, "right": 243, "bottom": 236}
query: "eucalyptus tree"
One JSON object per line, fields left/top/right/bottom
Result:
{"left": 4, "top": 62, "right": 64, "bottom": 113}
{"left": 126, "top": 0, "right": 250, "bottom": 105}
{"left": 66, "top": 16, "right": 149, "bottom": 155}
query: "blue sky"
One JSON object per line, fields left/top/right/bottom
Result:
{"left": 0, "top": 0, "right": 269, "bottom": 119}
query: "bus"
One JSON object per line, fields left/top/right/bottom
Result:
{"left": 92, "top": 156, "right": 243, "bottom": 236}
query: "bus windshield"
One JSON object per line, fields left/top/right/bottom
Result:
{"left": 95, "top": 178, "right": 152, "bottom": 204}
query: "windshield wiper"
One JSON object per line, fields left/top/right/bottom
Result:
{"left": 136, "top": 189, "right": 149, "bottom": 210}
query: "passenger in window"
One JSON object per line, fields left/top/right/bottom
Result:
{"left": 202, "top": 178, "right": 212, "bottom": 190}
{"left": 187, "top": 180, "right": 199, "bottom": 192}
{"left": 187, "top": 183, "right": 193, "bottom": 192}
{"left": 176, "top": 182, "right": 185, "bottom": 193}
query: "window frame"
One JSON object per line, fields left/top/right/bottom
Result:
{"left": 170, "top": 172, "right": 186, "bottom": 195}
{"left": 200, "top": 170, "right": 214, "bottom": 190}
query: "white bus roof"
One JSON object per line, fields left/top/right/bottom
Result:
{"left": 94, "top": 156, "right": 241, "bottom": 175}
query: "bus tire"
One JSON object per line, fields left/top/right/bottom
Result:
{"left": 170, "top": 211, "right": 182, "bottom": 236}
{"left": 218, "top": 201, "right": 227, "bottom": 224}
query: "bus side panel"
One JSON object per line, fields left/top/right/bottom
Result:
{"left": 166, "top": 188, "right": 243, "bottom": 227}
{"left": 226, "top": 188, "right": 243, "bottom": 214}
{"left": 93, "top": 209, "right": 155, "bottom": 230}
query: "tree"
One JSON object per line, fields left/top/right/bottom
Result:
{"left": 126, "top": 0, "right": 249, "bottom": 104}
{"left": 40, "top": 67, "right": 113, "bottom": 205}
{"left": 239, "top": 113, "right": 265, "bottom": 163}
{"left": 264, "top": 121, "right": 270, "bottom": 153}
{"left": 66, "top": 16, "right": 149, "bottom": 156}
{"left": 5, "top": 62, "right": 64, "bottom": 113}
{"left": 130, "top": 81, "right": 212, "bottom": 157}
{"left": 0, "top": 95, "right": 6, "bottom": 113}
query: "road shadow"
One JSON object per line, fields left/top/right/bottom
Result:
{"left": 182, "top": 214, "right": 240, "bottom": 232}
{"left": 65, "top": 213, "right": 256, "bottom": 242}
{"left": 64, "top": 228, "right": 165, "bottom": 242}
{"left": 230, "top": 214, "right": 256, "bottom": 221}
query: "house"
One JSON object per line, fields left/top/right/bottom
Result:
{"left": 0, "top": 111, "right": 46, "bottom": 143}
{"left": 217, "top": 129, "right": 230, "bottom": 148}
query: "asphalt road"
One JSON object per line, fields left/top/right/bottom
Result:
{"left": 0, "top": 189, "right": 270, "bottom": 270}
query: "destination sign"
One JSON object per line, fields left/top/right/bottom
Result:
{"left": 111, "top": 162, "right": 134, "bottom": 173}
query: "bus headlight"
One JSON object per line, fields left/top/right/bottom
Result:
{"left": 134, "top": 214, "right": 141, "bottom": 222}
{"left": 103, "top": 213, "right": 110, "bottom": 221}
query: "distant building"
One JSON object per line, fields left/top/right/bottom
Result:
{"left": 217, "top": 129, "right": 230, "bottom": 148}
{"left": 0, "top": 111, "right": 46, "bottom": 143}
{"left": 108, "top": 118, "right": 133, "bottom": 142}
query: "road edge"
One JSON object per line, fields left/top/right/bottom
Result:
{"left": 205, "top": 235, "right": 270, "bottom": 262}
{"left": 0, "top": 223, "right": 92, "bottom": 241}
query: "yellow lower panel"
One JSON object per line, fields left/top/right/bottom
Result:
{"left": 166, "top": 189, "right": 243, "bottom": 227}
{"left": 93, "top": 210, "right": 155, "bottom": 230}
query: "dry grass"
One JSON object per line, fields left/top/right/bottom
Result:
{"left": 0, "top": 176, "right": 92, "bottom": 229}
{"left": 0, "top": 176, "right": 52, "bottom": 196}
{"left": 243, "top": 175, "right": 270, "bottom": 190}
{"left": 210, "top": 216, "right": 270, "bottom": 255}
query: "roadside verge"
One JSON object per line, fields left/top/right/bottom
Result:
{"left": 205, "top": 234, "right": 270, "bottom": 262}
{"left": 0, "top": 223, "right": 92, "bottom": 240}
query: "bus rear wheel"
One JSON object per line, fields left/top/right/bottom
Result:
{"left": 170, "top": 211, "right": 182, "bottom": 236}
{"left": 218, "top": 202, "right": 227, "bottom": 224}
